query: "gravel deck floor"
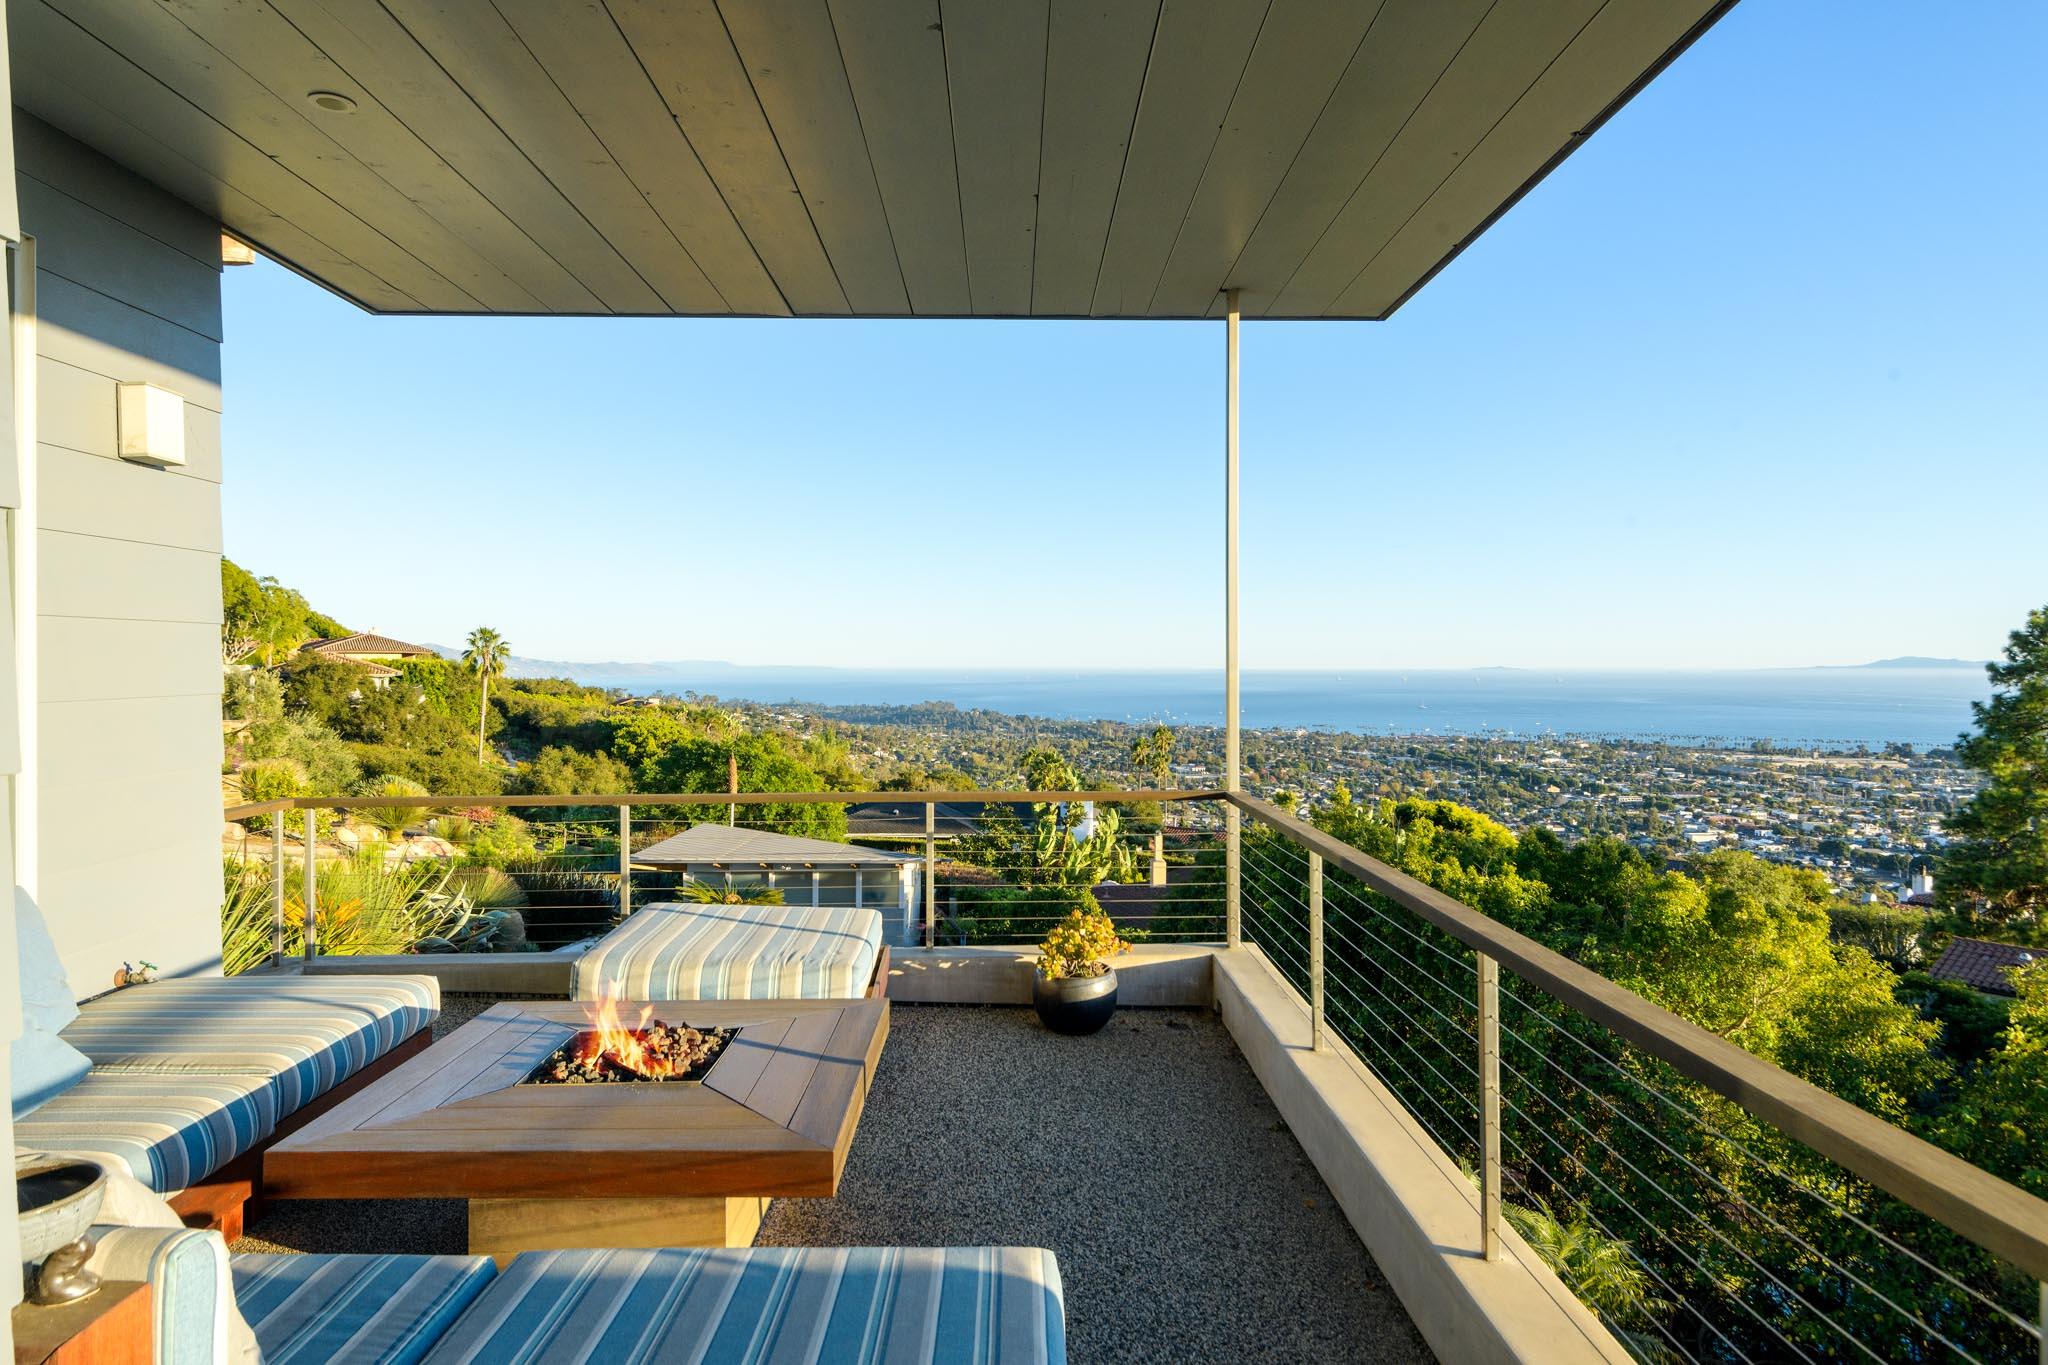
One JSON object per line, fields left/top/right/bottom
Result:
{"left": 235, "top": 995, "right": 1433, "bottom": 1364}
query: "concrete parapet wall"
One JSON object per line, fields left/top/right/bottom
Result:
{"left": 1213, "top": 946, "right": 1630, "bottom": 1365}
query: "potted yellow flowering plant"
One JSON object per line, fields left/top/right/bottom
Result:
{"left": 1032, "top": 900, "right": 1131, "bottom": 1035}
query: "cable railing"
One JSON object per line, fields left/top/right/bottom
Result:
{"left": 219, "top": 785, "right": 2048, "bottom": 1360}
{"left": 1229, "top": 792, "right": 2048, "bottom": 1365}
{"left": 220, "top": 790, "right": 1231, "bottom": 969}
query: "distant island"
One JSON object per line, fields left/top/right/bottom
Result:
{"left": 1845, "top": 656, "right": 1987, "bottom": 670}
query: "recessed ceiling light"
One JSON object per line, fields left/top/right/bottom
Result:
{"left": 307, "top": 91, "right": 357, "bottom": 114}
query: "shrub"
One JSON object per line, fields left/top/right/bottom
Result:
{"left": 502, "top": 863, "right": 620, "bottom": 949}
{"left": 461, "top": 813, "right": 542, "bottom": 867}
{"left": 1504, "top": 1200, "right": 1667, "bottom": 1327}
{"left": 949, "top": 883, "right": 1104, "bottom": 945}
{"left": 1037, "top": 903, "right": 1130, "bottom": 979}
{"left": 235, "top": 758, "right": 306, "bottom": 833}
{"left": 280, "top": 854, "right": 470, "bottom": 956}
{"left": 358, "top": 776, "right": 430, "bottom": 843}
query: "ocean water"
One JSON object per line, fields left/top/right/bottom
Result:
{"left": 580, "top": 664, "right": 1990, "bottom": 750}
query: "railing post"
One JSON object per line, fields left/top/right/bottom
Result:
{"left": 270, "top": 814, "right": 286, "bottom": 967}
{"left": 1225, "top": 803, "right": 1241, "bottom": 948}
{"left": 1308, "top": 850, "right": 1324, "bottom": 1052}
{"left": 1478, "top": 951, "right": 1502, "bottom": 1261}
{"left": 922, "top": 802, "right": 936, "bottom": 950}
{"left": 617, "top": 804, "right": 632, "bottom": 920}
{"left": 301, "top": 807, "right": 318, "bottom": 962}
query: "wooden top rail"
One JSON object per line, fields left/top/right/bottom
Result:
{"left": 222, "top": 798, "right": 296, "bottom": 820}
{"left": 224, "top": 790, "right": 1224, "bottom": 820}
{"left": 1227, "top": 791, "right": 2048, "bottom": 1284}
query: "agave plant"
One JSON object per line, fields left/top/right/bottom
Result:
{"left": 679, "top": 878, "right": 786, "bottom": 907}
{"left": 276, "top": 852, "right": 471, "bottom": 956}
{"left": 220, "top": 857, "right": 278, "bottom": 976}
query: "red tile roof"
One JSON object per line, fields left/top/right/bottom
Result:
{"left": 302, "top": 632, "right": 437, "bottom": 659}
{"left": 1929, "top": 937, "right": 2040, "bottom": 996}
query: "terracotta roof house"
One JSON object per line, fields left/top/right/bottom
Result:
{"left": 299, "top": 633, "right": 437, "bottom": 688}
{"left": 1929, "top": 937, "right": 2041, "bottom": 997}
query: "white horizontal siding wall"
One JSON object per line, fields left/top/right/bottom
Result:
{"left": 15, "top": 114, "right": 224, "bottom": 993}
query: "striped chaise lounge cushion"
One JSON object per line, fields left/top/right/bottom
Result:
{"left": 62, "top": 975, "right": 440, "bottom": 1113}
{"left": 234, "top": 1253, "right": 499, "bottom": 1365}
{"left": 573, "top": 903, "right": 884, "bottom": 1001}
{"left": 422, "top": 1246, "right": 1066, "bottom": 1364}
{"left": 14, "top": 1072, "right": 279, "bottom": 1191}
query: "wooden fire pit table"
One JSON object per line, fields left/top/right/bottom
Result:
{"left": 265, "top": 998, "right": 888, "bottom": 1260}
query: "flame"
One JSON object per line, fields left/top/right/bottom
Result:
{"left": 575, "top": 983, "right": 680, "bottom": 1079}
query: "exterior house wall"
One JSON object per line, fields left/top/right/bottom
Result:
{"left": 3, "top": 37, "right": 26, "bottom": 1338}
{"left": 14, "top": 114, "right": 224, "bottom": 994}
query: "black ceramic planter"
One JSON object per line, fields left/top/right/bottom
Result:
{"left": 1032, "top": 967, "right": 1119, "bottom": 1035}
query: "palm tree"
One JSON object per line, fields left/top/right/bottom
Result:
{"left": 462, "top": 627, "right": 509, "bottom": 766}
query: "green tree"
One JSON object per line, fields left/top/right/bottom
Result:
{"left": 1131, "top": 724, "right": 1176, "bottom": 788}
{"left": 1937, "top": 961, "right": 2048, "bottom": 1195}
{"left": 221, "top": 558, "right": 346, "bottom": 665}
{"left": 511, "top": 746, "right": 634, "bottom": 798}
{"left": 463, "top": 627, "right": 510, "bottom": 766}
{"left": 1941, "top": 605, "right": 2048, "bottom": 932}
{"left": 639, "top": 733, "right": 846, "bottom": 841}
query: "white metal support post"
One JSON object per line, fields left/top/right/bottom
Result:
{"left": 302, "top": 808, "right": 318, "bottom": 961}
{"left": 1479, "top": 952, "right": 1502, "bottom": 1260}
{"left": 270, "top": 817, "right": 286, "bottom": 965}
{"left": 923, "top": 802, "right": 936, "bottom": 949}
{"left": 1308, "top": 850, "right": 1324, "bottom": 1051}
{"left": 1224, "top": 288, "right": 1242, "bottom": 949}
{"left": 617, "top": 804, "right": 632, "bottom": 919}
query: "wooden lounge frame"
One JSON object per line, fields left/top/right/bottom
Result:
{"left": 265, "top": 998, "right": 889, "bottom": 1260}
{"left": 166, "top": 1027, "right": 435, "bottom": 1242}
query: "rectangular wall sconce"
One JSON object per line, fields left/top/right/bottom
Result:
{"left": 115, "top": 382, "right": 187, "bottom": 468}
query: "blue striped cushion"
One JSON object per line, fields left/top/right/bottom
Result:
{"left": 234, "top": 1253, "right": 499, "bottom": 1365}
{"left": 573, "top": 904, "right": 883, "bottom": 1001}
{"left": 13, "top": 1073, "right": 278, "bottom": 1191}
{"left": 422, "top": 1246, "right": 1065, "bottom": 1364}
{"left": 63, "top": 975, "right": 439, "bottom": 1114}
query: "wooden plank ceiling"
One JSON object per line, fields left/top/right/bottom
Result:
{"left": 10, "top": 0, "right": 1729, "bottom": 319}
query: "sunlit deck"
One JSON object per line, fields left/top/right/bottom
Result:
{"left": 234, "top": 996, "right": 1431, "bottom": 1363}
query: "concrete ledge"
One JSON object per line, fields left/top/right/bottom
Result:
{"left": 885, "top": 944, "right": 1215, "bottom": 1007}
{"left": 1213, "top": 946, "right": 1630, "bottom": 1365}
{"left": 300, "top": 950, "right": 578, "bottom": 995}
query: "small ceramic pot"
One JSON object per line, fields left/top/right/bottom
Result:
{"left": 17, "top": 1153, "right": 108, "bottom": 1304}
{"left": 1032, "top": 966, "right": 1119, "bottom": 1035}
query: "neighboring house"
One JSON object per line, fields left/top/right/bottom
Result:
{"left": 299, "top": 633, "right": 438, "bottom": 690}
{"left": 632, "top": 824, "right": 922, "bottom": 938}
{"left": 1928, "top": 937, "right": 2040, "bottom": 997}
{"left": 1900, "top": 866, "right": 1938, "bottom": 909}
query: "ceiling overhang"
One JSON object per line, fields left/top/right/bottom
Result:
{"left": 10, "top": 0, "right": 1731, "bottom": 320}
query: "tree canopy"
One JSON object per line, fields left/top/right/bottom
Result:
{"left": 1941, "top": 604, "right": 2048, "bottom": 932}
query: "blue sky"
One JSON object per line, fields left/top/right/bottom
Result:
{"left": 221, "top": 3, "right": 2048, "bottom": 672}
